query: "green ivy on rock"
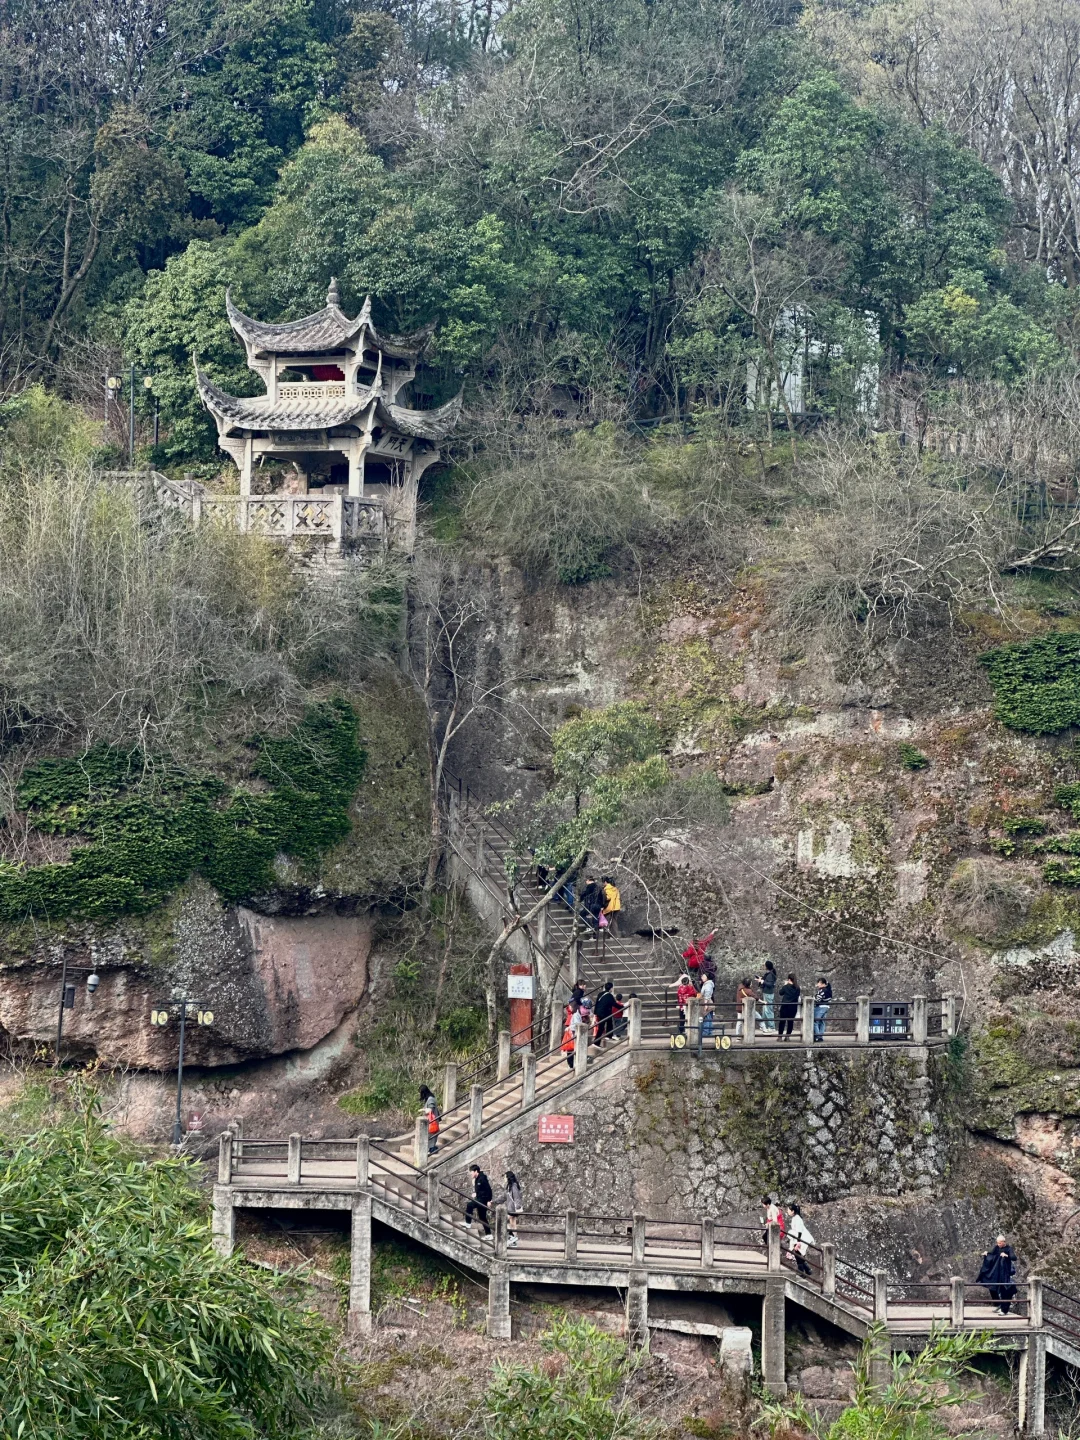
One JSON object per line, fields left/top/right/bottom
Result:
{"left": 0, "top": 699, "right": 364, "bottom": 923}
{"left": 979, "top": 632, "right": 1080, "bottom": 733}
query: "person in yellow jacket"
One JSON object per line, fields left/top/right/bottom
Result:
{"left": 601, "top": 876, "right": 622, "bottom": 935}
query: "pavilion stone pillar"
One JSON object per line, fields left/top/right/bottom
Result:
{"left": 240, "top": 436, "right": 253, "bottom": 497}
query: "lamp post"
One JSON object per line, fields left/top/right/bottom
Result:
{"left": 144, "top": 373, "right": 159, "bottom": 447}
{"left": 54, "top": 963, "right": 100, "bottom": 1067}
{"left": 151, "top": 1000, "right": 214, "bottom": 1144}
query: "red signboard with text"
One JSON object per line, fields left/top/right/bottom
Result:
{"left": 538, "top": 1114, "right": 575, "bottom": 1144}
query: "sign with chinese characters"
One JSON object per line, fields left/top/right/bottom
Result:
{"left": 538, "top": 1114, "right": 575, "bottom": 1144}
{"left": 187, "top": 1112, "right": 204, "bottom": 1133}
{"left": 507, "top": 973, "right": 534, "bottom": 999}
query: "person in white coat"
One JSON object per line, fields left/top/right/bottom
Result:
{"left": 785, "top": 1202, "right": 814, "bottom": 1276}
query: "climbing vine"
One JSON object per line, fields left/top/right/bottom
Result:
{"left": 0, "top": 699, "right": 364, "bottom": 922}
{"left": 979, "top": 631, "right": 1080, "bottom": 733}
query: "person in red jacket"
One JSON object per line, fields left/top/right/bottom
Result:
{"left": 675, "top": 973, "right": 697, "bottom": 1033}
{"left": 681, "top": 931, "right": 716, "bottom": 984}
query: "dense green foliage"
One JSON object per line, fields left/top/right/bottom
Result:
{"left": 0, "top": 1094, "right": 331, "bottom": 1438}
{"left": 979, "top": 632, "right": 1080, "bottom": 733}
{"left": 486, "top": 1317, "right": 651, "bottom": 1440}
{"left": 0, "top": 699, "right": 364, "bottom": 922}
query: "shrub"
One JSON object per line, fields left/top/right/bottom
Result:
{"left": 0, "top": 699, "right": 364, "bottom": 921}
{"left": 898, "top": 742, "right": 930, "bottom": 770}
{"left": 979, "top": 632, "right": 1080, "bottom": 733}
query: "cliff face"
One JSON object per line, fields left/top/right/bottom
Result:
{"left": 0, "top": 668, "right": 430, "bottom": 1071}
{"left": 447, "top": 556, "right": 1080, "bottom": 1261}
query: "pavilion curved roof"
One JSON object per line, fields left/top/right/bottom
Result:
{"left": 195, "top": 366, "right": 462, "bottom": 443}
{"left": 225, "top": 283, "right": 436, "bottom": 364}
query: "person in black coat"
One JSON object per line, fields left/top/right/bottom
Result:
{"left": 776, "top": 973, "right": 801, "bottom": 1040}
{"left": 465, "top": 1164, "right": 493, "bottom": 1236}
{"left": 976, "top": 1235, "right": 1017, "bottom": 1314}
{"left": 593, "top": 981, "right": 616, "bottom": 1048}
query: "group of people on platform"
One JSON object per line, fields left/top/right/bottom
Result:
{"left": 677, "top": 934, "right": 833, "bottom": 1042}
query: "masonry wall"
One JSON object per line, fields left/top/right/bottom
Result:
{"left": 450, "top": 1045, "right": 958, "bottom": 1221}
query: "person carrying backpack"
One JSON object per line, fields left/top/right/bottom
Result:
{"left": 419, "top": 1084, "right": 440, "bottom": 1155}
{"left": 465, "top": 1164, "right": 493, "bottom": 1236}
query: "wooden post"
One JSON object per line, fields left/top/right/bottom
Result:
{"left": 497, "top": 1030, "right": 512, "bottom": 1082}
{"left": 856, "top": 995, "right": 871, "bottom": 1045}
{"left": 443, "top": 1062, "right": 458, "bottom": 1113}
{"left": 767, "top": 1221, "right": 781, "bottom": 1272}
{"left": 521, "top": 1051, "right": 536, "bottom": 1110}
{"left": 912, "top": 994, "right": 928, "bottom": 1045}
{"left": 574, "top": 1025, "right": 589, "bottom": 1077}
{"left": 549, "top": 997, "right": 565, "bottom": 1053}
{"left": 700, "top": 1216, "right": 715, "bottom": 1268}
{"left": 632, "top": 1214, "right": 646, "bottom": 1265}
{"left": 427, "top": 1172, "right": 441, "bottom": 1225}
{"left": 565, "top": 1209, "right": 578, "bottom": 1262}
{"left": 800, "top": 995, "right": 814, "bottom": 1045}
{"left": 1029, "top": 1276, "right": 1044, "bottom": 1329}
{"left": 355, "top": 1134, "right": 369, "bottom": 1187}
{"left": 822, "top": 1243, "right": 836, "bottom": 1296}
{"left": 874, "top": 1269, "right": 888, "bottom": 1323}
{"left": 287, "top": 1133, "right": 302, "bottom": 1185}
{"left": 413, "top": 1114, "right": 429, "bottom": 1170}
{"left": 469, "top": 1083, "right": 484, "bottom": 1140}
{"left": 217, "top": 1131, "right": 232, "bottom": 1184}
{"left": 944, "top": 994, "right": 959, "bottom": 1037}
{"left": 950, "top": 1275, "right": 965, "bottom": 1328}
{"left": 628, "top": 995, "right": 642, "bottom": 1049}
{"left": 742, "top": 994, "right": 757, "bottom": 1045}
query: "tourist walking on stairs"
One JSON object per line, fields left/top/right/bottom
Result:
{"left": 761, "top": 1196, "right": 785, "bottom": 1248}
{"left": 785, "top": 1202, "right": 814, "bottom": 1276}
{"left": 776, "top": 972, "right": 800, "bottom": 1040}
{"left": 561, "top": 1017, "right": 576, "bottom": 1069}
{"left": 419, "top": 1084, "right": 440, "bottom": 1155}
{"left": 977, "top": 1235, "right": 1017, "bottom": 1314}
{"left": 465, "top": 1164, "right": 493, "bottom": 1236}
{"left": 601, "top": 876, "right": 622, "bottom": 935}
{"left": 594, "top": 981, "right": 616, "bottom": 1048}
{"left": 504, "top": 1170, "right": 523, "bottom": 1246}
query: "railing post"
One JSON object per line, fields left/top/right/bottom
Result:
{"left": 497, "top": 1030, "right": 512, "bottom": 1082}
{"left": 628, "top": 995, "right": 642, "bottom": 1049}
{"left": 768, "top": 1221, "right": 781, "bottom": 1272}
{"left": 632, "top": 1213, "right": 646, "bottom": 1265}
{"left": 822, "top": 1242, "right": 836, "bottom": 1297}
{"left": 493, "top": 1203, "right": 508, "bottom": 1259}
{"left": 413, "top": 1114, "right": 429, "bottom": 1170}
{"left": 232, "top": 1117, "right": 243, "bottom": 1164}
{"left": 800, "top": 995, "right": 814, "bottom": 1045}
{"left": 944, "top": 994, "right": 959, "bottom": 1037}
{"left": 549, "top": 999, "right": 565, "bottom": 1053}
{"left": 574, "top": 1024, "right": 589, "bottom": 1077}
{"left": 686, "top": 998, "right": 700, "bottom": 1050}
{"left": 1029, "top": 1276, "right": 1043, "bottom": 1329}
{"left": 700, "top": 1216, "right": 715, "bottom": 1268}
{"left": 427, "top": 1172, "right": 441, "bottom": 1225}
{"left": 521, "top": 1051, "right": 536, "bottom": 1110}
{"left": 443, "top": 1062, "right": 458, "bottom": 1113}
{"left": 911, "top": 994, "right": 928, "bottom": 1045}
{"left": 950, "top": 1275, "right": 965, "bottom": 1328}
{"left": 217, "top": 1131, "right": 232, "bottom": 1184}
{"left": 565, "top": 1209, "right": 578, "bottom": 1262}
{"left": 288, "top": 1133, "right": 302, "bottom": 1185}
{"left": 742, "top": 994, "right": 757, "bottom": 1045}
{"left": 355, "top": 1134, "right": 369, "bottom": 1187}
{"left": 874, "top": 1269, "right": 888, "bottom": 1323}
{"left": 856, "top": 995, "right": 871, "bottom": 1046}
{"left": 469, "top": 1084, "right": 484, "bottom": 1140}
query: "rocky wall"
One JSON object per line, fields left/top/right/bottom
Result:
{"left": 449, "top": 1044, "right": 956, "bottom": 1222}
